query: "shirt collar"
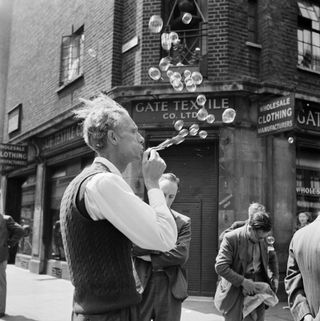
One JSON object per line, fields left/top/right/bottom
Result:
{"left": 93, "top": 157, "right": 122, "bottom": 177}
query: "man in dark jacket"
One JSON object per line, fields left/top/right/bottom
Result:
{"left": 133, "top": 173, "right": 191, "bottom": 321}
{"left": 0, "top": 214, "right": 24, "bottom": 317}
{"left": 214, "top": 211, "right": 278, "bottom": 321}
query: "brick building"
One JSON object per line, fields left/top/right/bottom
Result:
{"left": 0, "top": 0, "right": 320, "bottom": 299}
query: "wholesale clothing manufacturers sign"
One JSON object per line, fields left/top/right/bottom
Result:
{"left": 0, "top": 143, "right": 28, "bottom": 166}
{"left": 257, "top": 94, "right": 295, "bottom": 136}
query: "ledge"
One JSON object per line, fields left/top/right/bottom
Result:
{"left": 245, "top": 41, "right": 262, "bottom": 49}
{"left": 56, "top": 74, "right": 84, "bottom": 93}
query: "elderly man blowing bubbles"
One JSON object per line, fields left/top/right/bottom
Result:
{"left": 60, "top": 94, "right": 177, "bottom": 321}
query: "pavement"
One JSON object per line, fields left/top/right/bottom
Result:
{"left": 1, "top": 265, "right": 293, "bottom": 321}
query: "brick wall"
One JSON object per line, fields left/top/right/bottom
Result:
{"left": 4, "top": 0, "right": 119, "bottom": 141}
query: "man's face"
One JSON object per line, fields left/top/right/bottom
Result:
{"left": 159, "top": 179, "right": 178, "bottom": 208}
{"left": 252, "top": 229, "right": 269, "bottom": 242}
{"left": 115, "top": 114, "right": 145, "bottom": 163}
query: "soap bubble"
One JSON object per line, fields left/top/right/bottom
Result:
{"left": 88, "top": 48, "right": 97, "bottom": 58}
{"left": 185, "top": 79, "right": 196, "bottom": 92}
{"left": 169, "top": 32, "right": 179, "bottom": 45}
{"left": 159, "top": 57, "right": 171, "bottom": 71}
{"left": 189, "top": 123, "right": 199, "bottom": 136}
{"left": 197, "top": 107, "right": 208, "bottom": 121}
{"left": 183, "top": 69, "right": 192, "bottom": 79}
{"left": 267, "top": 236, "right": 275, "bottom": 245}
{"left": 196, "top": 94, "right": 207, "bottom": 106}
{"left": 174, "top": 120, "right": 184, "bottom": 131}
{"left": 199, "top": 130, "right": 208, "bottom": 139}
{"left": 288, "top": 137, "right": 295, "bottom": 144}
{"left": 148, "top": 67, "right": 161, "bottom": 81}
{"left": 172, "top": 80, "right": 184, "bottom": 91}
{"left": 148, "top": 15, "right": 163, "bottom": 33}
{"left": 166, "top": 70, "right": 174, "bottom": 78}
{"left": 175, "top": 135, "right": 185, "bottom": 145}
{"left": 191, "top": 71, "right": 203, "bottom": 85}
{"left": 206, "top": 114, "right": 215, "bottom": 124}
{"left": 161, "top": 33, "right": 172, "bottom": 51}
{"left": 182, "top": 12, "right": 192, "bottom": 24}
{"left": 222, "top": 108, "right": 236, "bottom": 123}
{"left": 171, "top": 72, "right": 182, "bottom": 81}
{"left": 179, "top": 128, "right": 189, "bottom": 137}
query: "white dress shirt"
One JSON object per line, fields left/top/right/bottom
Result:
{"left": 84, "top": 157, "right": 177, "bottom": 252}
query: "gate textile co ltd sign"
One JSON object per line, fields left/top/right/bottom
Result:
{"left": 133, "top": 97, "right": 234, "bottom": 124}
{"left": 0, "top": 143, "right": 28, "bottom": 167}
{"left": 257, "top": 94, "right": 295, "bottom": 136}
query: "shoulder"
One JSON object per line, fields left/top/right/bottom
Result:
{"left": 224, "top": 224, "right": 246, "bottom": 241}
{"left": 171, "top": 210, "right": 191, "bottom": 224}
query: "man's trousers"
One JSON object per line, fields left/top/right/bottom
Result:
{"left": 0, "top": 260, "right": 7, "bottom": 314}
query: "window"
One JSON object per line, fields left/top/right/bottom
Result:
{"left": 297, "top": 1, "right": 320, "bottom": 72}
{"left": 248, "top": 0, "right": 258, "bottom": 43}
{"left": 59, "top": 26, "right": 84, "bottom": 86}
{"left": 162, "top": 0, "right": 207, "bottom": 66}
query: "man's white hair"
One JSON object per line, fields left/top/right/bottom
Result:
{"left": 74, "top": 94, "right": 129, "bottom": 152}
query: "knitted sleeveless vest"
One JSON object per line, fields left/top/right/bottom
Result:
{"left": 60, "top": 161, "right": 140, "bottom": 314}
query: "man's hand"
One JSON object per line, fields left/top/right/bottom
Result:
{"left": 241, "top": 278, "right": 258, "bottom": 296}
{"left": 142, "top": 149, "right": 166, "bottom": 190}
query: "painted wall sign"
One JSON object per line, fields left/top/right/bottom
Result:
{"left": 257, "top": 94, "right": 295, "bottom": 135}
{"left": 0, "top": 143, "right": 28, "bottom": 166}
{"left": 41, "top": 124, "right": 82, "bottom": 151}
{"left": 296, "top": 105, "right": 320, "bottom": 131}
{"left": 132, "top": 97, "right": 234, "bottom": 124}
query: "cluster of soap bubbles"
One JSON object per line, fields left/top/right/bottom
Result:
{"left": 171, "top": 94, "right": 236, "bottom": 142}
{"left": 147, "top": 14, "right": 237, "bottom": 146}
{"left": 147, "top": 15, "right": 203, "bottom": 92}
{"left": 173, "top": 119, "right": 208, "bottom": 141}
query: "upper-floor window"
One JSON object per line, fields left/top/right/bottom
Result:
{"left": 162, "top": 0, "right": 207, "bottom": 66}
{"left": 297, "top": 1, "right": 320, "bottom": 72}
{"left": 59, "top": 26, "right": 84, "bottom": 86}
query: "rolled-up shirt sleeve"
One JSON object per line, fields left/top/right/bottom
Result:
{"left": 84, "top": 172, "right": 177, "bottom": 252}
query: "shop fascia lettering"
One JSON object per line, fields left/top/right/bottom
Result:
{"left": 257, "top": 107, "right": 293, "bottom": 125}
{"left": 134, "top": 98, "right": 229, "bottom": 120}
{"left": 297, "top": 108, "right": 320, "bottom": 128}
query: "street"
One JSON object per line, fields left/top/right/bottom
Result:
{"left": 1, "top": 265, "right": 292, "bottom": 321}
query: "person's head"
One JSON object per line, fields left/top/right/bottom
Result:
{"left": 248, "top": 202, "right": 266, "bottom": 219}
{"left": 159, "top": 173, "right": 180, "bottom": 208}
{"left": 248, "top": 211, "right": 272, "bottom": 241}
{"left": 297, "top": 211, "right": 311, "bottom": 226}
{"left": 75, "top": 94, "right": 145, "bottom": 171}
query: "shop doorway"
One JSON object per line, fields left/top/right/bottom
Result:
{"left": 151, "top": 140, "right": 219, "bottom": 296}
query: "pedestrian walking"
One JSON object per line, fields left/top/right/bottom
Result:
{"left": 285, "top": 215, "right": 320, "bottom": 321}
{"left": 214, "top": 211, "right": 278, "bottom": 321}
{"left": 133, "top": 173, "right": 191, "bottom": 321}
{"left": 60, "top": 94, "right": 178, "bottom": 321}
{"left": 0, "top": 213, "right": 24, "bottom": 317}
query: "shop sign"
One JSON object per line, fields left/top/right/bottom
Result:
{"left": 296, "top": 105, "right": 320, "bottom": 131}
{"left": 132, "top": 97, "right": 234, "bottom": 124}
{"left": 0, "top": 143, "right": 28, "bottom": 167}
{"left": 41, "top": 124, "right": 82, "bottom": 151}
{"left": 257, "top": 94, "right": 295, "bottom": 136}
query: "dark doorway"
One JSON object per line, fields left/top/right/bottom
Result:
{"left": 155, "top": 140, "right": 219, "bottom": 296}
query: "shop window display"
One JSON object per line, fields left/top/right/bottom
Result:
{"left": 296, "top": 148, "right": 320, "bottom": 221}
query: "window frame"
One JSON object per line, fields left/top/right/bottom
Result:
{"left": 59, "top": 26, "right": 84, "bottom": 86}
{"left": 297, "top": 1, "right": 320, "bottom": 72}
